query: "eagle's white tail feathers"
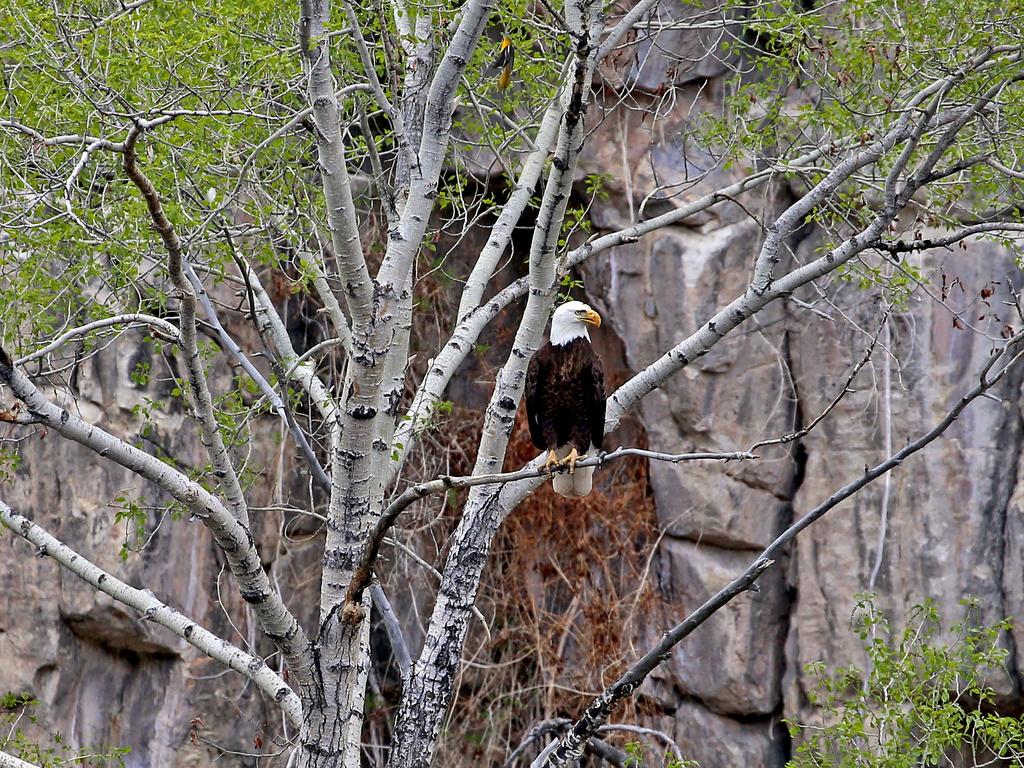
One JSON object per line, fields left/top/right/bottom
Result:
{"left": 551, "top": 444, "right": 596, "bottom": 498}
{"left": 552, "top": 465, "right": 594, "bottom": 497}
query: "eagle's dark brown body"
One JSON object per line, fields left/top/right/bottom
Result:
{"left": 525, "top": 337, "right": 605, "bottom": 455}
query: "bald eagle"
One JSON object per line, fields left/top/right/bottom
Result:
{"left": 525, "top": 301, "right": 606, "bottom": 498}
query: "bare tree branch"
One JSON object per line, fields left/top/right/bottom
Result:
{"left": 370, "top": 581, "right": 412, "bottom": 680}
{"left": 242, "top": 261, "right": 339, "bottom": 427}
{"left": 0, "top": 499, "right": 303, "bottom": 727}
{"left": 122, "top": 126, "right": 250, "bottom": 525}
{"left": 749, "top": 310, "right": 889, "bottom": 452}
{"left": 605, "top": 119, "right": 950, "bottom": 431}
{"left": 300, "top": 0, "right": 374, "bottom": 327}
{"left": 0, "top": 749, "right": 40, "bottom": 768}
{"left": 876, "top": 222, "right": 1024, "bottom": 255}
{"left": 345, "top": 448, "right": 751, "bottom": 607}
{"left": 0, "top": 119, "right": 124, "bottom": 150}
{"left": 0, "top": 347, "right": 316, "bottom": 690}
{"left": 456, "top": 99, "right": 563, "bottom": 321}
{"left": 183, "top": 261, "right": 332, "bottom": 492}
{"left": 15, "top": 314, "right": 180, "bottom": 366}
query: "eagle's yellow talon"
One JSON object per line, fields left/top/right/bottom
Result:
{"left": 542, "top": 450, "right": 559, "bottom": 474}
{"left": 561, "top": 447, "right": 580, "bottom": 475}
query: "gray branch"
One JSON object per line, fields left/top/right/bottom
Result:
{"left": 0, "top": 499, "right": 302, "bottom": 726}
{"left": 345, "top": 448, "right": 750, "bottom": 608}
{"left": 370, "top": 582, "right": 411, "bottom": 680}
{"left": 15, "top": 314, "right": 180, "bottom": 366}
{"left": 183, "top": 262, "right": 331, "bottom": 491}
{"left": 0, "top": 347, "right": 316, "bottom": 690}
{"left": 0, "top": 750, "right": 39, "bottom": 768}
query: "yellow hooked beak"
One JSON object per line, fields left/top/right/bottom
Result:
{"left": 583, "top": 308, "right": 601, "bottom": 328}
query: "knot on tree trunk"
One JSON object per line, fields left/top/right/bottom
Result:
{"left": 341, "top": 600, "right": 366, "bottom": 625}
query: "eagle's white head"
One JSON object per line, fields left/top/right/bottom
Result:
{"left": 549, "top": 301, "right": 601, "bottom": 346}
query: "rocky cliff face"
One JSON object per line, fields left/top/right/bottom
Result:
{"left": 577, "top": 185, "right": 1024, "bottom": 763}
{"left": 2, "top": 4, "right": 1023, "bottom": 766}
{"left": 0, "top": 342, "right": 325, "bottom": 766}
{"left": 574, "top": 5, "right": 1024, "bottom": 760}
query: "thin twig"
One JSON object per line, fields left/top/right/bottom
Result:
{"left": 749, "top": 309, "right": 890, "bottom": 452}
{"left": 343, "top": 448, "right": 753, "bottom": 613}
{"left": 15, "top": 314, "right": 180, "bottom": 365}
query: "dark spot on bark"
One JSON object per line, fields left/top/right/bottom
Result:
{"left": 302, "top": 742, "right": 341, "bottom": 757}
{"left": 275, "top": 686, "right": 292, "bottom": 702}
{"left": 183, "top": 624, "right": 194, "bottom": 638}
{"left": 323, "top": 548, "right": 357, "bottom": 571}
{"left": 240, "top": 587, "right": 266, "bottom": 604}
{"left": 350, "top": 405, "right": 376, "bottom": 420}
{"left": 498, "top": 397, "right": 516, "bottom": 411}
